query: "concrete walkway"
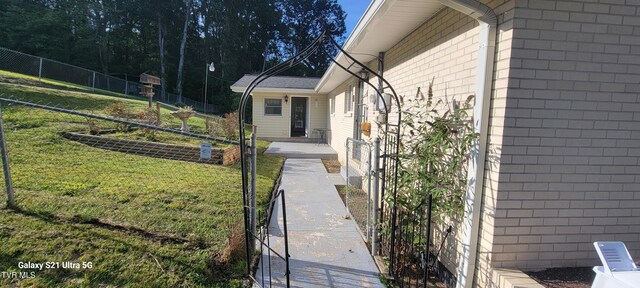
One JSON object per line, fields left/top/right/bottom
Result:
{"left": 255, "top": 159, "right": 383, "bottom": 288}
{"left": 265, "top": 142, "right": 338, "bottom": 159}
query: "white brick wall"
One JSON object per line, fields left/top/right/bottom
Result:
{"left": 476, "top": 1, "right": 518, "bottom": 286}
{"left": 326, "top": 0, "right": 640, "bottom": 285}
{"left": 370, "top": 6, "right": 481, "bottom": 278}
{"left": 326, "top": 1, "right": 515, "bottom": 286}
{"left": 492, "top": 0, "right": 640, "bottom": 271}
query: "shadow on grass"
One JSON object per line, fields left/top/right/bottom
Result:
{"left": 2, "top": 206, "right": 228, "bottom": 286}
{"left": 8, "top": 206, "right": 194, "bottom": 246}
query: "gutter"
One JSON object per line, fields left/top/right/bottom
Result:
{"left": 437, "top": 1, "right": 497, "bottom": 288}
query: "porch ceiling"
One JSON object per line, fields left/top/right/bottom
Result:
{"left": 316, "top": 0, "right": 444, "bottom": 94}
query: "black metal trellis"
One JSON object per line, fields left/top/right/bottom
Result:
{"left": 248, "top": 189, "right": 291, "bottom": 288}
{"left": 320, "top": 35, "right": 403, "bottom": 274}
{"left": 237, "top": 22, "right": 405, "bottom": 287}
{"left": 237, "top": 28, "right": 329, "bottom": 287}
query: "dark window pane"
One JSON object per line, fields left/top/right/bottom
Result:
{"left": 264, "top": 98, "right": 282, "bottom": 115}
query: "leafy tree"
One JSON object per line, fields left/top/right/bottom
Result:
{"left": 276, "top": 0, "right": 346, "bottom": 76}
{"left": 0, "top": 0, "right": 347, "bottom": 114}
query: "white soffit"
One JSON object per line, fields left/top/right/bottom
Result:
{"left": 316, "top": 0, "right": 444, "bottom": 94}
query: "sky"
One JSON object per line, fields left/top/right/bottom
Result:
{"left": 337, "top": 0, "right": 371, "bottom": 36}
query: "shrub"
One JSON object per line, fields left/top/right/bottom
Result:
{"left": 85, "top": 118, "right": 101, "bottom": 135}
{"left": 221, "top": 112, "right": 239, "bottom": 140}
{"left": 206, "top": 216, "right": 245, "bottom": 278}
{"left": 104, "top": 102, "right": 133, "bottom": 132}
{"left": 205, "top": 117, "right": 223, "bottom": 138}
{"left": 137, "top": 108, "right": 160, "bottom": 140}
{"left": 104, "top": 102, "right": 132, "bottom": 119}
{"left": 394, "top": 80, "right": 476, "bottom": 217}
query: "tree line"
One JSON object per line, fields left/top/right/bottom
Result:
{"left": 0, "top": 0, "right": 346, "bottom": 113}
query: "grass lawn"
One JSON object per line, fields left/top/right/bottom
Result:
{"left": 0, "top": 70, "right": 139, "bottom": 100}
{"left": 0, "top": 77, "right": 283, "bottom": 287}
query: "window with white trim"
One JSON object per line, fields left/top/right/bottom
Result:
{"left": 330, "top": 96, "right": 336, "bottom": 115}
{"left": 344, "top": 84, "right": 355, "bottom": 113}
{"left": 264, "top": 98, "right": 282, "bottom": 115}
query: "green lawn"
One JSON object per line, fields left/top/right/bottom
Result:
{"left": 0, "top": 70, "right": 138, "bottom": 99}
{"left": 0, "top": 78, "right": 282, "bottom": 287}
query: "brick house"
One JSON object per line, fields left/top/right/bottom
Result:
{"left": 233, "top": 0, "right": 640, "bottom": 286}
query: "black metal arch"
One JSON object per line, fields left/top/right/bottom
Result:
{"left": 237, "top": 25, "right": 403, "bottom": 279}
{"left": 319, "top": 35, "right": 403, "bottom": 273}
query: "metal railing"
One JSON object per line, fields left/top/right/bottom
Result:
{"left": 250, "top": 189, "right": 291, "bottom": 288}
{"left": 0, "top": 47, "right": 215, "bottom": 114}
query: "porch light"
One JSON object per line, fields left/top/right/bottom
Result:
{"left": 358, "top": 69, "right": 368, "bottom": 79}
{"left": 315, "top": 98, "right": 318, "bottom": 108}
{"left": 284, "top": 95, "right": 289, "bottom": 103}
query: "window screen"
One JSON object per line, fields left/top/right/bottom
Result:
{"left": 264, "top": 98, "right": 282, "bottom": 115}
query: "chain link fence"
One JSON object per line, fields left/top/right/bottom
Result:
{"left": 0, "top": 90, "right": 252, "bottom": 286}
{"left": 0, "top": 47, "right": 215, "bottom": 113}
{"left": 344, "top": 138, "right": 374, "bottom": 244}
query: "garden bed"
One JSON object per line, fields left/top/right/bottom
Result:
{"left": 322, "top": 159, "right": 342, "bottom": 173}
{"left": 61, "top": 131, "right": 240, "bottom": 165}
{"left": 526, "top": 267, "right": 594, "bottom": 288}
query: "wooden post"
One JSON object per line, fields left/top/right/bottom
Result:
{"left": 147, "top": 89, "right": 153, "bottom": 108}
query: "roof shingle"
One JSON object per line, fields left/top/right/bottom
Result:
{"left": 231, "top": 74, "right": 320, "bottom": 90}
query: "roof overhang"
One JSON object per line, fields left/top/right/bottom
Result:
{"left": 315, "top": 0, "right": 444, "bottom": 94}
{"left": 230, "top": 86, "right": 318, "bottom": 95}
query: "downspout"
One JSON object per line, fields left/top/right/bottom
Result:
{"left": 438, "top": 1, "right": 497, "bottom": 288}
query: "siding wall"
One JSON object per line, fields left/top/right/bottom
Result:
{"left": 492, "top": 0, "right": 640, "bottom": 272}
{"left": 252, "top": 92, "right": 328, "bottom": 138}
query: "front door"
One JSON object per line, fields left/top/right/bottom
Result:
{"left": 290, "top": 97, "right": 307, "bottom": 137}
